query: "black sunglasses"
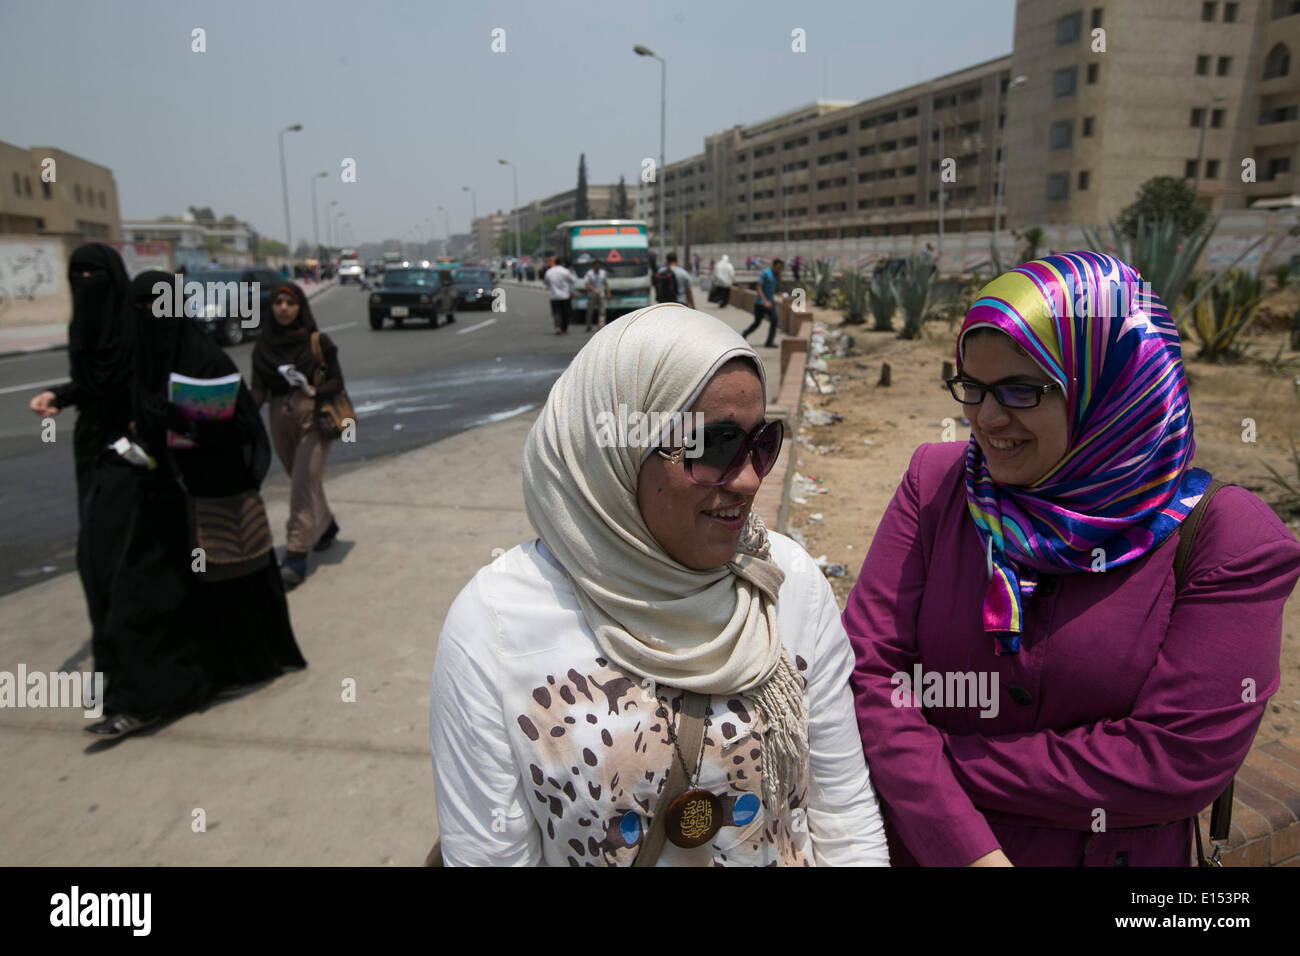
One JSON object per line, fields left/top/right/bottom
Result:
{"left": 655, "top": 420, "right": 783, "bottom": 487}
{"left": 946, "top": 375, "right": 1061, "bottom": 409}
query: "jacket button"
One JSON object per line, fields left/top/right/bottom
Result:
{"left": 1008, "top": 685, "right": 1034, "bottom": 705}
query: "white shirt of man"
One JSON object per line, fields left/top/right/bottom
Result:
{"left": 714, "top": 257, "right": 735, "bottom": 286}
{"left": 544, "top": 265, "right": 576, "bottom": 301}
{"left": 585, "top": 267, "right": 608, "bottom": 296}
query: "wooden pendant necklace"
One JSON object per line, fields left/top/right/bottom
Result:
{"left": 659, "top": 693, "right": 721, "bottom": 849}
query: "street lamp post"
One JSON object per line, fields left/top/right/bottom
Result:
{"left": 462, "top": 186, "right": 477, "bottom": 258}
{"left": 498, "top": 159, "right": 521, "bottom": 263}
{"left": 327, "top": 199, "right": 338, "bottom": 249}
{"left": 278, "top": 123, "right": 302, "bottom": 267}
{"left": 311, "top": 171, "right": 327, "bottom": 257}
{"left": 1194, "top": 95, "right": 1226, "bottom": 195}
{"left": 992, "top": 74, "right": 1028, "bottom": 267}
{"left": 634, "top": 45, "right": 667, "bottom": 264}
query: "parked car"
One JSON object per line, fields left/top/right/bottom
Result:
{"left": 182, "top": 267, "right": 282, "bottom": 346}
{"left": 368, "top": 267, "right": 454, "bottom": 329}
{"left": 337, "top": 257, "right": 364, "bottom": 284}
{"left": 452, "top": 267, "right": 495, "bottom": 310}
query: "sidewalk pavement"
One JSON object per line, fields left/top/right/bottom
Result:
{"left": 0, "top": 278, "right": 336, "bottom": 359}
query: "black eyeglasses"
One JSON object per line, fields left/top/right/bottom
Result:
{"left": 655, "top": 420, "right": 784, "bottom": 486}
{"left": 946, "top": 376, "right": 1061, "bottom": 409}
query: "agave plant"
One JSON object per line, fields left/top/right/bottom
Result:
{"left": 840, "top": 267, "right": 870, "bottom": 325}
{"left": 1273, "top": 263, "right": 1292, "bottom": 291}
{"left": 1081, "top": 215, "right": 1216, "bottom": 313}
{"left": 1260, "top": 438, "right": 1300, "bottom": 516}
{"left": 811, "top": 257, "right": 836, "bottom": 307}
{"left": 866, "top": 272, "right": 896, "bottom": 331}
{"left": 896, "top": 255, "right": 936, "bottom": 339}
{"left": 1019, "top": 226, "right": 1046, "bottom": 263}
{"left": 1185, "top": 269, "right": 1264, "bottom": 362}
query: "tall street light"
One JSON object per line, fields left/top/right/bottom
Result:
{"left": 311, "top": 171, "right": 327, "bottom": 256}
{"left": 462, "top": 186, "right": 477, "bottom": 259}
{"left": 634, "top": 44, "right": 666, "bottom": 264}
{"left": 1193, "top": 94, "right": 1227, "bottom": 196}
{"left": 498, "top": 159, "right": 521, "bottom": 262}
{"left": 992, "top": 74, "right": 1029, "bottom": 266}
{"left": 327, "top": 199, "right": 338, "bottom": 249}
{"left": 278, "top": 123, "right": 302, "bottom": 265}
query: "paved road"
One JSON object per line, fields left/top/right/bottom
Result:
{"left": 0, "top": 282, "right": 595, "bottom": 598}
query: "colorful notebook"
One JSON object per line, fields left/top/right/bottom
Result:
{"left": 167, "top": 372, "right": 242, "bottom": 449}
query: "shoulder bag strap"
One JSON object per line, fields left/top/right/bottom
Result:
{"left": 1176, "top": 479, "right": 1235, "bottom": 865}
{"left": 632, "top": 690, "right": 708, "bottom": 867}
{"left": 308, "top": 330, "right": 326, "bottom": 387}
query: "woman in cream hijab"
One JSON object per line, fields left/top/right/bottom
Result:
{"left": 430, "top": 304, "right": 887, "bottom": 866}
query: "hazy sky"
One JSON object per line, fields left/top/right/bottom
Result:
{"left": 1, "top": 0, "right": 1015, "bottom": 246}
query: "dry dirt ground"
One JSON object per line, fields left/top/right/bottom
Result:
{"left": 788, "top": 298, "right": 1300, "bottom": 746}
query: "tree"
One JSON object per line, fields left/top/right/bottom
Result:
{"left": 294, "top": 239, "right": 312, "bottom": 257}
{"left": 1117, "top": 176, "right": 1208, "bottom": 240}
{"left": 188, "top": 205, "right": 215, "bottom": 222}
{"left": 614, "top": 175, "right": 631, "bottom": 218}
{"left": 575, "top": 154, "right": 589, "bottom": 220}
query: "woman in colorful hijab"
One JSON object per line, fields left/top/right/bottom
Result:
{"left": 429, "top": 304, "right": 888, "bottom": 866}
{"left": 844, "top": 251, "right": 1300, "bottom": 866}
{"left": 249, "top": 282, "right": 343, "bottom": 588}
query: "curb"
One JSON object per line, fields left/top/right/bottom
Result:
{"left": 0, "top": 282, "right": 337, "bottom": 360}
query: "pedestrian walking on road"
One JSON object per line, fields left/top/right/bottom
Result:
{"left": 429, "top": 303, "right": 890, "bottom": 866}
{"left": 653, "top": 252, "right": 695, "bottom": 308}
{"left": 741, "top": 258, "right": 783, "bottom": 348}
{"left": 584, "top": 258, "right": 609, "bottom": 332}
{"left": 709, "top": 254, "right": 734, "bottom": 307}
{"left": 250, "top": 283, "right": 344, "bottom": 589}
{"left": 845, "top": 252, "right": 1300, "bottom": 867}
{"left": 543, "top": 258, "right": 576, "bottom": 334}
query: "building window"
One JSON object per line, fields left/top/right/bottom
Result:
{"left": 1211, "top": 108, "right": 1225, "bottom": 127}
{"left": 1078, "top": 170, "right": 1091, "bottom": 190}
{"left": 1225, "top": 2, "right": 1238, "bottom": 20}
{"left": 1082, "top": 116, "right": 1095, "bottom": 136}
{"left": 1205, "top": 159, "right": 1220, "bottom": 178}
{"left": 1269, "top": 156, "right": 1292, "bottom": 178}
{"left": 1217, "top": 56, "right": 1232, "bottom": 76}
{"left": 1264, "top": 43, "right": 1291, "bottom": 79}
{"left": 1050, "top": 120, "right": 1074, "bottom": 149}
{"left": 23, "top": 176, "right": 32, "bottom": 197}
{"left": 1196, "top": 54, "right": 1211, "bottom": 75}
{"left": 74, "top": 184, "right": 82, "bottom": 203}
{"left": 1091, "top": 7, "right": 1103, "bottom": 28}
{"left": 1202, "top": 1, "right": 1217, "bottom": 20}
{"left": 1053, "top": 66, "right": 1078, "bottom": 98}
{"left": 1057, "top": 11, "right": 1082, "bottom": 44}
{"left": 1047, "top": 172, "right": 1070, "bottom": 201}
{"left": 1273, "top": 0, "right": 1300, "bottom": 17}
{"left": 12, "top": 172, "right": 20, "bottom": 196}
{"left": 41, "top": 181, "right": 51, "bottom": 199}
{"left": 859, "top": 117, "right": 876, "bottom": 129}
{"left": 1259, "top": 104, "right": 1299, "bottom": 123}
{"left": 1185, "top": 159, "right": 1199, "bottom": 178}
{"left": 1087, "top": 63, "right": 1099, "bottom": 84}
{"left": 903, "top": 105, "right": 918, "bottom": 118}
{"left": 901, "top": 135, "right": 917, "bottom": 147}
{"left": 1191, "top": 107, "right": 1206, "bottom": 127}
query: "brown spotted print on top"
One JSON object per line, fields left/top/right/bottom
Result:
{"left": 512, "top": 653, "right": 813, "bottom": 866}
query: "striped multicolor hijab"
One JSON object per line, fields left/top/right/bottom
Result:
{"left": 958, "top": 251, "right": 1210, "bottom": 654}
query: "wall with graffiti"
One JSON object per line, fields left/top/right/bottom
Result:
{"left": 0, "top": 237, "right": 67, "bottom": 328}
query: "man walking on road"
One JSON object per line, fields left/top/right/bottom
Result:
{"left": 584, "top": 258, "right": 609, "bottom": 332}
{"left": 710, "top": 254, "right": 735, "bottom": 307}
{"left": 741, "top": 257, "right": 783, "bottom": 348}
{"left": 544, "top": 258, "right": 576, "bottom": 335}
{"left": 653, "top": 252, "right": 695, "bottom": 309}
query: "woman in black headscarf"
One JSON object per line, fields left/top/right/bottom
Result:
{"left": 126, "top": 270, "right": 307, "bottom": 713}
{"left": 29, "top": 244, "right": 139, "bottom": 691}
{"left": 250, "top": 283, "right": 344, "bottom": 589}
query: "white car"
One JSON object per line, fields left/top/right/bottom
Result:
{"left": 337, "top": 258, "right": 364, "bottom": 284}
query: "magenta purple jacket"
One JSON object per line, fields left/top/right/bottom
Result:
{"left": 843, "top": 442, "right": 1300, "bottom": 866}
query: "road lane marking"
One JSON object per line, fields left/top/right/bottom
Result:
{"left": 0, "top": 378, "right": 70, "bottom": 396}
{"left": 319, "top": 321, "right": 358, "bottom": 334}
{"left": 455, "top": 318, "right": 497, "bottom": 335}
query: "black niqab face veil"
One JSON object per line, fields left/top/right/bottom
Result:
{"left": 67, "top": 243, "right": 134, "bottom": 397}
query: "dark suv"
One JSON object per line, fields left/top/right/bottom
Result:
{"left": 184, "top": 267, "right": 282, "bottom": 346}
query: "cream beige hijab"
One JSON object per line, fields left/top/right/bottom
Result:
{"left": 522, "top": 303, "right": 807, "bottom": 817}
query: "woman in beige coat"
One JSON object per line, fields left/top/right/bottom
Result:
{"left": 250, "top": 283, "right": 342, "bottom": 589}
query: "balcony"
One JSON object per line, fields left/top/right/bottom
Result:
{"left": 1254, "top": 118, "right": 1300, "bottom": 147}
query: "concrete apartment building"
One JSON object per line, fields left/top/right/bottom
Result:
{"left": 1004, "top": 0, "right": 1300, "bottom": 226}
{"left": 613, "top": 0, "right": 1300, "bottom": 247}
{"left": 0, "top": 141, "right": 120, "bottom": 242}
{"left": 473, "top": 212, "right": 510, "bottom": 259}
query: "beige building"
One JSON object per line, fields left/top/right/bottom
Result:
{"left": 473, "top": 212, "right": 511, "bottom": 258}
{"left": 508, "top": 184, "right": 617, "bottom": 243}
{"left": 0, "top": 141, "right": 120, "bottom": 242}
{"left": 1005, "top": 0, "right": 1300, "bottom": 225}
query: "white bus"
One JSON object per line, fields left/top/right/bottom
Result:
{"left": 552, "top": 220, "right": 651, "bottom": 315}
